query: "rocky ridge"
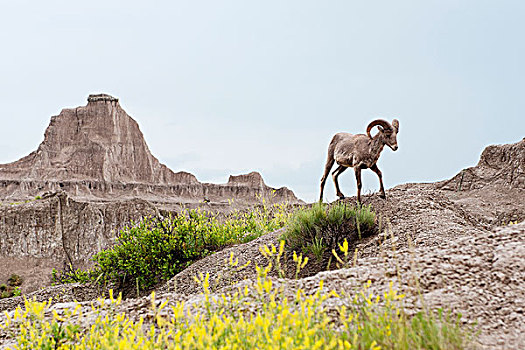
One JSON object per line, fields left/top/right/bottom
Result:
{"left": 438, "top": 137, "right": 525, "bottom": 191}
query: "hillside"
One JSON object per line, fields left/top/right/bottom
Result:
{"left": 1, "top": 138, "right": 523, "bottom": 348}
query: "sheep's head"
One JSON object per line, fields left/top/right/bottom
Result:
{"left": 366, "top": 119, "right": 399, "bottom": 151}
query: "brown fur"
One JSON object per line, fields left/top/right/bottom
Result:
{"left": 319, "top": 119, "right": 399, "bottom": 202}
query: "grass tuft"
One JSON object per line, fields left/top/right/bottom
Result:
{"left": 281, "top": 202, "right": 376, "bottom": 258}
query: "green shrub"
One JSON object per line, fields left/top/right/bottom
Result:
{"left": 52, "top": 267, "right": 92, "bottom": 285}
{"left": 7, "top": 274, "right": 22, "bottom": 287}
{"left": 0, "top": 274, "right": 24, "bottom": 298}
{"left": 282, "top": 202, "right": 376, "bottom": 258}
{"left": 93, "top": 215, "right": 205, "bottom": 291}
{"left": 53, "top": 203, "right": 294, "bottom": 293}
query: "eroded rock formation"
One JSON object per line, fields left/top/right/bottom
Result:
{"left": 0, "top": 191, "right": 160, "bottom": 292}
{"left": 1, "top": 94, "right": 523, "bottom": 348}
{"left": 0, "top": 94, "right": 301, "bottom": 205}
{"left": 0, "top": 94, "right": 301, "bottom": 294}
{"left": 437, "top": 137, "right": 525, "bottom": 191}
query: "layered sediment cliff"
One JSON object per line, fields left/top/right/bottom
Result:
{"left": 0, "top": 94, "right": 301, "bottom": 205}
{"left": 0, "top": 94, "right": 301, "bottom": 293}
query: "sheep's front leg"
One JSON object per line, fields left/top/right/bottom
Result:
{"left": 370, "top": 164, "right": 386, "bottom": 199}
{"left": 332, "top": 165, "right": 347, "bottom": 199}
{"left": 354, "top": 167, "right": 362, "bottom": 203}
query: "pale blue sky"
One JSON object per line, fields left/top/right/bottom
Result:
{"left": 1, "top": 1, "right": 523, "bottom": 202}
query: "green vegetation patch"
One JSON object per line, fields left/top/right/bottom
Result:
{"left": 0, "top": 274, "right": 22, "bottom": 299}
{"left": 281, "top": 202, "right": 376, "bottom": 261}
{"left": 53, "top": 202, "right": 294, "bottom": 293}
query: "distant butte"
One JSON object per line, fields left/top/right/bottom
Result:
{"left": 0, "top": 94, "right": 302, "bottom": 206}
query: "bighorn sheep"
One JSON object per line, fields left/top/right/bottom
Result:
{"left": 319, "top": 119, "right": 399, "bottom": 203}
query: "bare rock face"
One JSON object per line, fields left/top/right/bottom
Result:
{"left": 0, "top": 192, "right": 160, "bottom": 293}
{"left": 228, "top": 172, "right": 265, "bottom": 187}
{"left": 0, "top": 94, "right": 301, "bottom": 205}
{"left": 0, "top": 94, "right": 192, "bottom": 185}
{"left": 437, "top": 138, "right": 525, "bottom": 191}
{"left": 434, "top": 138, "right": 525, "bottom": 229}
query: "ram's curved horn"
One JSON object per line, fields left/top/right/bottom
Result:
{"left": 392, "top": 119, "right": 399, "bottom": 132}
{"left": 366, "top": 119, "right": 392, "bottom": 139}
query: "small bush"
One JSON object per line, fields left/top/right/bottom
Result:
{"left": 93, "top": 215, "right": 206, "bottom": 292}
{"left": 7, "top": 274, "right": 22, "bottom": 287}
{"left": 52, "top": 267, "right": 92, "bottom": 285}
{"left": 0, "top": 275, "right": 24, "bottom": 299}
{"left": 281, "top": 202, "right": 376, "bottom": 257}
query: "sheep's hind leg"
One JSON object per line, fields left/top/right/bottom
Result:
{"left": 332, "top": 165, "right": 348, "bottom": 199}
{"left": 370, "top": 164, "right": 386, "bottom": 199}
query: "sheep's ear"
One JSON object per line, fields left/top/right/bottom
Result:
{"left": 378, "top": 126, "right": 385, "bottom": 133}
{"left": 392, "top": 119, "right": 399, "bottom": 132}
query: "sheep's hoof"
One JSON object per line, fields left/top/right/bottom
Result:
{"left": 379, "top": 193, "right": 386, "bottom": 199}
{"left": 337, "top": 194, "right": 345, "bottom": 200}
